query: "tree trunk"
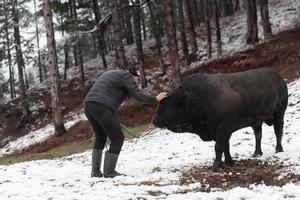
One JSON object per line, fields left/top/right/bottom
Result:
{"left": 191, "top": 0, "right": 200, "bottom": 26}
{"left": 204, "top": 0, "right": 212, "bottom": 58}
{"left": 69, "top": 0, "right": 84, "bottom": 90}
{"left": 198, "top": 0, "right": 205, "bottom": 23}
{"left": 246, "top": 0, "right": 258, "bottom": 44}
{"left": 148, "top": 1, "right": 166, "bottom": 75}
{"left": 4, "top": 1, "right": 15, "bottom": 99}
{"left": 164, "top": 0, "right": 181, "bottom": 88}
{"left": 224, "top": 0, "right": 234, "bottom": 16}
{"left": 12, "top": 0, "right": 30, "bottom": 123}
{"left": 178, "top": 0, "right": 189, "bottom": 61}
{"left": 33, "top": 0, "right": 43, "bottom": 83}
{"left": 132, "top": 0, "right": 147, "bottom": 87}
{"left": 43, "top": 0, "right": 66, "bottom": 136}
{"left": 122, "top": 0, "right": 134, "bottom": 45}
{"left": 259, "top": 0, "right": 272, "bottom": 39}
{"left": 63, "top": 43, "right": 69, "bottom": 80}
{"left": 141, "top": 7, "right": 147, "bottom": 41}
{"left": 234, "top": 0, "right": 240, "bottom": 11}
{"left": 184, "top": 0, "right": 198, "bottom": 55}
{"left": 214, "top": 0, "right": 222, "bottom": 55}
{"left": 112, "top": 0, "right": 127, "bottom": 68}
{"left": 92, "top": 0, "right": 108, "bottom": 69}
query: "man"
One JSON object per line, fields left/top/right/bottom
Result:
{"left": 84, "top": 67, "right": 168, "bottom": 178}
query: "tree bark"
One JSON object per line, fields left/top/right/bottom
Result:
{"left": 122, "top": 0, "right": 134, "bottom": 45}
{"left": 234, "top": 0, "right": 240, "bottom": 11}
{"left": 148, "top": 1, "right": 166, "bottom": 75}
{"left": 184, "top": 0, "right": 198, "bottom": 55}
{"left": 178, "top": 0, "right": 189, "bottom": 61}
{"left": 214, "top": 0, "right": 222, "bottom": 55}
{"left": 92, "top": 0, "right": 108, "bottom": 68}
{"left": 3, "top": 1, "right": 15, "bottom": 99}
{"left": 133, "top": 0, "right": 146, "bottom": 87}
{"left": 43, "top": 0, "right": 66, "bottom": 136}
{"left": 224, "top": 0, "right": 234, "bottom": 16}
{"left": 112, "top": 0, "right": 127, "bottom": 68}
{"left": 63, "top": 44, "right": 69, "bottom": 80}
{"left": 204, "top": 0, "right": 212, "bottom": 58}
{"left": 12, "top": 0, "right": 30, "bottom": 123}
{"left": 164, "top": 0, "right": 181, "bottom": 88}
{"left": 69, "top": 0, "right": 85, "bottom": 90}
{"left": 246, "top": 0, "right": 258, "bottom": 44}
{"left": 33, "top": 0, "right": 43, "bottom": 83}
{"left": 259, "top": 0, "right": 272, "bottom": 39}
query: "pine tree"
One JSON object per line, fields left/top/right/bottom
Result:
{"left": 43, "top": 0, "right": 66, "bottom": 136}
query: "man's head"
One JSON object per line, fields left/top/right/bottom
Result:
{"left": 128, "top": 66, "right": 141, "bottom": 77}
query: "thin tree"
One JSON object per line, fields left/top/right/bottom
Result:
{"left": 69, "top": 0, "right": 85, "bottom": 90}
{"left": 148, "top": 0, "right": 166, "bottom": 75}
{"left": 164, "top": 0, "right": 181, "bottom": 88}
{"left": 43, "top": 0, "right": 66, "bottom": 136}
{"left": 204, "top": 0, "right": 212, "bottom": 58}
{"left": 214, "top": 0, "right": 222, "bottom": 55}
{"left": 12, "top": 0, "right": 30, "bottom": 123}
{"left": 122, "top": 0, "right": 134, "bottom": 45}
{"left": 234, "top": 0, "right": 240, "bottom": 11}
{"left": 184, "top": 0, "right": 198, "bottom": 55}
{"left": 223, "top": 0, "right": 234, "bottom": 16}
{"left": 111, "top": 0, "right": 127, "bottom": 68}
{"left": 33, "top": 0, "right": 43, "bottom": 83}
{"left": 3, "top": 0, "right": 15, "bottom": 99}
{"left": 246, "top": 0, "right": 258, "bottom": 44}
{"left": 133, "top": 0, "right": 147, "bottom": 88}
{"left": 92, "top": 0, "right": 108, "bottom": 68}
{"left": 178, "top": 0, "right": 189, "bottom": 61}
{"left": 259, "top": 0, "right": 272, "bottom": 39}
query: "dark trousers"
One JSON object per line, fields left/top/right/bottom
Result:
{"left": 85, "top": 102, "right": 124, "bottom": 154}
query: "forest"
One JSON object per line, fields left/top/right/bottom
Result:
{"left": 0, "top": 0, "right": 276, "bottom": 135}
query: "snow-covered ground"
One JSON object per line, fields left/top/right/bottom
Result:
{"left": 0, "top": 79, "right": 300, "bottom": 199}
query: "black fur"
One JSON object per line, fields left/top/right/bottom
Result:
{"left": 153, "top": 67, "right": 288, "bottom": 169}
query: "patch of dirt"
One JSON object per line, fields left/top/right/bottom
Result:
{"left": 179, "top": 159, "right": 300, "bottom": 192}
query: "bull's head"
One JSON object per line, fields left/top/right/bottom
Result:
{"left": 153, "top": 91, "right": 187, "bottom": 132}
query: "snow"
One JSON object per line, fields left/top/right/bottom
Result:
{"left": 1, "top": 79, "right": 300, "bottom": 199}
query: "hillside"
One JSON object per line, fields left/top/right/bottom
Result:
{"left": 1, "top": 25, "right": 300, "bottom": 157}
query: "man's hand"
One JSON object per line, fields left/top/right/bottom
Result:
{"left": 156, "top": 92, "right": 168, "bottom": 102}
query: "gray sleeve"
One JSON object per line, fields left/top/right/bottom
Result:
{"left": 123, "top": 73, "right": 157, "bottom": 104}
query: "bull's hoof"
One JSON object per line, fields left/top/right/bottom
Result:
{"left": 213, "top": 161, "right": 223, "bottom": 171}
{"left": 275, "top": 147, "right": 284, "bottom": 153}
{"left": 252, "top": 151, "right": 263, "bottom": 157}
{"left": 225, "top": 159, "right": 235, "bottom": 166}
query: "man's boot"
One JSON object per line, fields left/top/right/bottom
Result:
{"left": 103, "top": 151, "right": 124, "bottom": 178}
{"left": 91, "top": 148, "right": 102, "bottom": 177}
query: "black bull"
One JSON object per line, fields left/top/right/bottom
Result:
{"left": 153, "top": 67, "right": 288, "bottom": 169}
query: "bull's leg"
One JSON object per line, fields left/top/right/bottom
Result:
{"left": 224, "top": 141, "right": 234, "bottom": 166}
{"left": 252, "top": 124, "right": 263, "bottom": 157}
{"left": 213, "top": 131, "right": 230, "bottom": 169}
{"left": 213, "top": 140, "right": 225, "bottom": 169}
{"left": 273, "top": 111, "right": 285, "bottom": 153}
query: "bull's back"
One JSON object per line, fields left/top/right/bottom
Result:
{"left": 183, "top": 68, "right": 287, "bottom": 129}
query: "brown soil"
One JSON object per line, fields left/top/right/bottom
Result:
{"left": 179, "top": 159, "right": 300, "bottom": 192}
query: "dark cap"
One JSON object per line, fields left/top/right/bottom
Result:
{"left": 128, "top": 66, "right": 141, "bottom": 77}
